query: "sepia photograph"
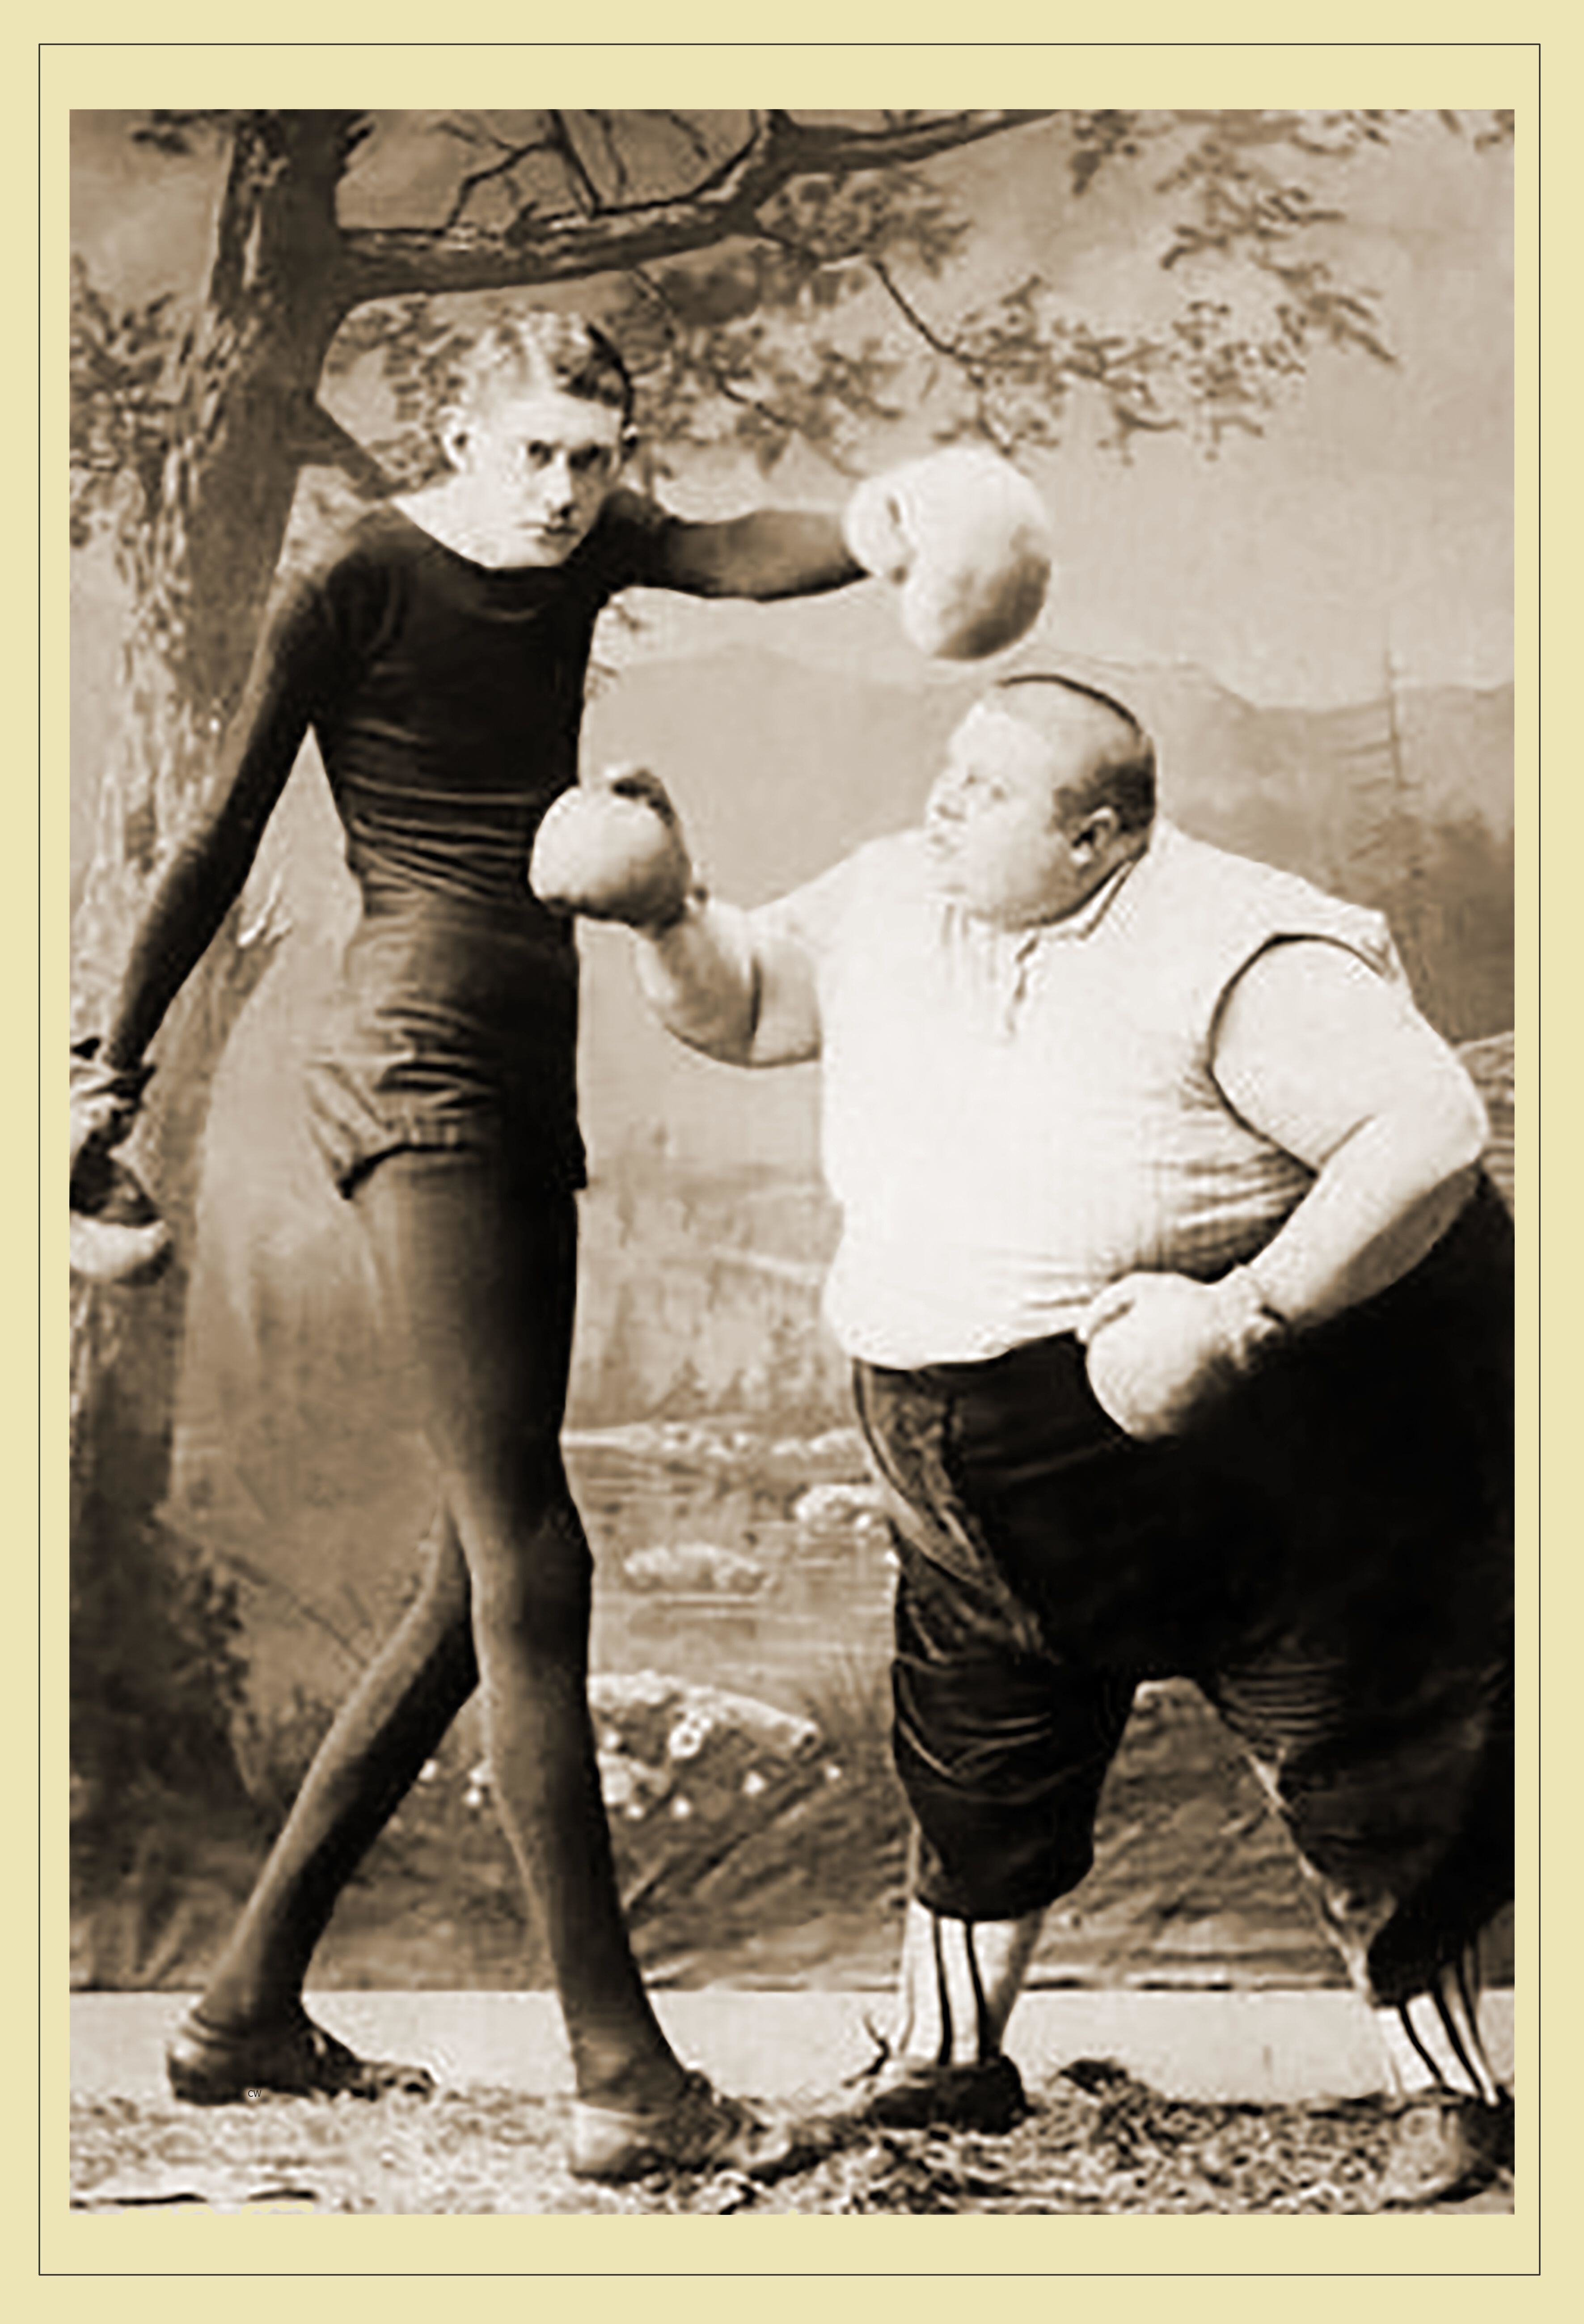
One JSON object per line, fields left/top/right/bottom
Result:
{"left": 65, "top": 92, "right": 1520, "bottom": 2221}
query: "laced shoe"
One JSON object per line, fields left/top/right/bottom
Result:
{"left": 165, "top": 2007, "right": 436, "bottom": 2105}
{"left": 832, "top": 2025, "right": 1028, "bottom": 2136}
{"left": 569, "top": 2069, "right": 815, "bottom": 2183}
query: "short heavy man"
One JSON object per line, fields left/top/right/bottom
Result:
{"left": 553, "top": 672, "right": 1514, "bottom": 2203}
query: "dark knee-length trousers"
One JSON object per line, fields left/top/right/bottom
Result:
{"left": 853, "top": 1179, "right": 1514, "bottom": 2007}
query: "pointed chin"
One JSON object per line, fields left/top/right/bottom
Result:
{"left": 507, "top": 521, "right": 583, "bottom": 565}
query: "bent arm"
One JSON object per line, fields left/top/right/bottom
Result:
{"left": 101, "top": 586, "right": 329, "bottom": 1070}
{"left": 1212, "top": 940, "right": 1489, "bottom": 1329}
{"left": 634, "top": 897, "right": 822, "bottom": 1066}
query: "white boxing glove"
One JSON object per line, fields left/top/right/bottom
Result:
{"left": 843, "top": 446, "right": 1053, "bottom": 660}
{"left": 1076, "top": 1268, "right": 1288, "bottom": 1442}
{"left": 529, "top": 765, "right": 698, "bottom": 931}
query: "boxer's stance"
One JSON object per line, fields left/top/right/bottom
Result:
{"left": 69, "top": 315, "right": 1049, "bottom": 2180}
{"left": 572, "top": 676, "right": 1514, "bottom": 2205}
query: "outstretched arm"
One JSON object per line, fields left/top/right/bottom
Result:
{"left": 99, "top": 583, "right": 331, "bottom": 1073}
{"left": 612, "top": 445, "right": 1053, "bottom": 660}
{"left": 631, "top": 499, "right": 862, "bottom": 603}
{"left": 634, "top": 895, "right": 822, "bottom": 1066}
{"left": 528, "top": 764, "right": 824, "bottom": 1063}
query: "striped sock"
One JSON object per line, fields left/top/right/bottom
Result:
{"left": 892, "top": 1909, "right": 996, "bottom": 2066}
{"left": 1373, "top": 1947, "right": 1503, "bottom": 2105}
{"left": 921, "top": 1914, "right": 992, "bottom": 2066}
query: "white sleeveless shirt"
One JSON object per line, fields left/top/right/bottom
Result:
{"left": 757, "top": 821, "right": 1405, "bottom": 1367}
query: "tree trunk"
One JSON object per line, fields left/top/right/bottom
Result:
{"left": 70, "top": 116, "right": 359, "bottom": 1833}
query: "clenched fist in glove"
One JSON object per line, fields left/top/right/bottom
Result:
{"left": 842, "top": 446, "right": 1053, "bottom": 661}
{"left": 69, "top": 1039, "right": 171, "bottom": 1287}
{"left": 1076, "top": 1267, "right": 1289, "bottom": 1441}
{"left": 530, "top": 764, "right": 700, "bottom": 932}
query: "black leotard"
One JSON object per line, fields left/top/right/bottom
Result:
{"left": 101, "top": 488, "right": 857, "bottom": 1195}
{"left": 291, "top": 497, "right": 676, "bottom": 918}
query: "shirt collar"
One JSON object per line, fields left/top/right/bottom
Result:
{"left": 931, "top": 821, "right": 1169, "bottom": 965}
{"left": 1020, "top": 819, "right": 1162, "bottom": 946}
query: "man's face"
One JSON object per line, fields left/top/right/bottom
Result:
{"left": 924, "top": 699, "right": 1113, "bottom": 928}
{"left": 448, "top": 384, "right": 629, "bottom": 564}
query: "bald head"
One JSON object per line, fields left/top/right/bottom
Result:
{"left": 993, "top": 674, "right": 1157, "bottom": 836}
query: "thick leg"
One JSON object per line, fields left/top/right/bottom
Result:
{"left": 848, "top": 1357, "right": 1139, "bottom": 2132}
{"left": 1204, "top": 1630, "right": 1513, "bottom": 2201}
{"left": 355, "top": 1151, "right": 683, "bottom": 2111}
{"left": 1208, "top": 1646, "right": 1512, "bottom": 2089}
{"left": 1187, "top": 1187, "right": 1515, "bottom": 2197}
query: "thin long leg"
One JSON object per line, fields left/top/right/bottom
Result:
{"left": 354, "top": 1151, "right": 684, "bottom": 2110}
{"left": 195, "top": 1511, "right": 477, "bottom": 2031}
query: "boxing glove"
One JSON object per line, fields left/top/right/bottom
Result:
{"left": 844, "top": 446, "right": 1053, "bottom": 661}
{"left": 70, "top": 1147, "right": 173, "bottom": 1287}
{"left": 69, "top": 1038, "right": 171, "bottom": 1286}
{"left": 1077, "top": 1269, "right": 1287, "bottom": 1441}
{"left": 529, "top": 767, "right": 696, "bottom": 931}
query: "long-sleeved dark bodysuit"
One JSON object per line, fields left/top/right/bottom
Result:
{"left": 111, "top": 490, "right": 860, "bottom": 2072}
{"left": 108, "top": 488, "right": 857, "bottom": 1189}
{"left": 296, "top": 497, "right": 625, "bottom": 1197}
{"left": 276, "top": 495, "right": 839, "bottom": 1194}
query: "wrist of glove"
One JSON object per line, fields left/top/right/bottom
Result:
{"left": 634, "top": 876, "right": 711, "bottom": 940}
{"left": 1076, "top": 1266, "right": 1289, "bottom": 1442}
{"left": 842, "top": 473, "right": 914, "bottom": 587}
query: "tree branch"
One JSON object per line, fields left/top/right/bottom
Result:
{"left": 335, "top": 110, "right": 1050, "bottom": 305}
{"left": 655, "top": 111, "right": 713, "bottom": 171}
{"left": 866, "top": 257, "right": 1014, "bottom": 453}
{"left": 583, "top": 110, "right": 634, "bottom": 201}
{"left": 438, "top": 131, "right": 561, "bottom": 233}
{"left": 547, "top": 111, "right": 603, "bottom": 212}
{"left": 628, "top": 267, "right": 809, "bottom": 451}
{"left": 288, "top": 397, "right": 391, "bottom": 495}
{"left": 870, "top": 256, "right": 982, "bottom": 371}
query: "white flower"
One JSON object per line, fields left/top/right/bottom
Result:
{"left": 793, "top": 1482, "right": 889, "bottom": 1531}
{"left": 671, "top": 1795, "right": 693, "bottom": 1820}
{"left": 668, "top": 1713, "right": 710, "bottom": 1762}
{"left": 597, "top": 1754, "right": 641, "bottom": 1813}
{"left": 741, "top": 1769, "right": 767, "bottom": 1799}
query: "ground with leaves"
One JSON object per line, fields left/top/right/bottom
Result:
{"left": 69, "top": 2060, "right": 1512, "bottom": 2216}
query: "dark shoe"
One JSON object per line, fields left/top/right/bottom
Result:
{"left": 165, "top": 2007, "right": 436, "bottom": 2105}
{"left": 1378, "top": 2091, "right": 1514, "bottom": 2207}
{"left": 835, "top": 2033, "right": 1028, "bottom": 2136}
{"left": 569, "top": 2068, "right": 812, "bottom": 2183}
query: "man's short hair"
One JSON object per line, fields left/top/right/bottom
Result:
{"left": 451, "top": 313, "right": 635, "bottom": 428}
{"left": 994, "top": 673, "right": 1157, "bottom": 834}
